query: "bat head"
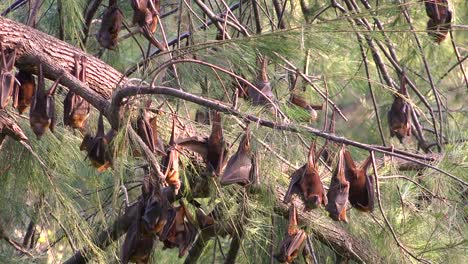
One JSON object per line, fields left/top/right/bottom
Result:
{"left": 237, "top": 129, "right": 251, "bottom": 154}
{"left": 304, "top": 194, "right": 322, "bottom": 210}
{"left": 80, "top": 134, "right": 94, "bottom": 151}
{"left": 29, "top": 117, "right": 50, "bottom": 138}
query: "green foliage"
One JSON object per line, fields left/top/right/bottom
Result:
{"left": 0, "top": 0, "right": 466, "bottom": 263}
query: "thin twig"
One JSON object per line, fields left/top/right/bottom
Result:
{"left": 111, "top": 85, "right": 466, "bottom": 186}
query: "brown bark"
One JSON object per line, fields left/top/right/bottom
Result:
{"left": 0, "top": 16, "right": 123, "bottom": 99}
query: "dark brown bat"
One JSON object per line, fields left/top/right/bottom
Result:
{"left": 141, "top": 180, "right": 172, "bottom": 236}
{"left": 177, "top": 111, "right": 228, "bottom": 176}
{"left": 220, "top": 127, "right": 257, "bottom": 186}
{"left": 121, "top": 199, "right": 156, "bottom": 264}
{"left": 97, "top": 0, "right": 123, "bottom": 50}
{"left": 425, "top": 0, "right": 452, "bottom": 43}
{"left": 29, "top": 64, "right": 60, "bottom": 138}
{"left": 131, "top": 0, "right": 164, "bottom": 49}
{"left": 0, "top": 40, "right": 17, "bottom": 109}
{"left": 274, "top": 204, "right": 307, "bottom": 263}
{"left": 15, "top": 70, "right": 35, "bottom": 114}
{"left": 325, "top": 145, "right": 350, "bottom": 222}
{"left": 249, "top": 55, "right": 275, "bottom": 106}
{"left": 131, "top": 0, "right": 160, "bottom": 33}
{"left": 136, "top": 100, "right": 165, "bottom": 156}
{"left": 387, "top": 71, "right": 412, "bottom": 143}
{"left": 284, "top": 143, "right": 327, "bottom": 210}
{"left": 80, "top": 113, "right": 115, "bottom": 172}
{"left": 343, "top": 151, "right": 374, "bottom": 212}
{"left": 159, "top": 201, "right": 198, "bottom": 257}
{"left": 64, "top": 55, "right": 90, "bottom": 129}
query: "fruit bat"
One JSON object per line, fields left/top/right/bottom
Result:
{"left": 96, "top": 0, "right": 123, "bottom": 50}
{"left": 0, "top": 40, "right": 17, "bottom": 109}
{"left": 284, "top": 143, "right": 327, "bottom": 210}
{"left": 159, "top": 201, "right": 198, "bottom": 257}
{"left": 136, "top": 100, "right": 165, "bottom": 156}
{"left": 29, "top": 64, "right": 60, "bottom": 138}
{"left": 161, "top": 118, "right": 181, "bottom": 194}
{"left": 131, "top": 0, "right": 164, "bottom": 49}
{"left": 177, "top": 111, "right": 228, "bottom": 176}
{"left": 141, "top": 182, "right": 172, "bottom": 236}
{"left": 64, "top": 55, "right": 90, "bottom": 129}
{"left": 15, "top": 70, "right": 35, "bottom": 114}
{"left": 290, "top": 93, "right": 323, "bottom": 122}
{"left": 220, "top": 127, "right": 257, "bottom": 186}
{"left": 387, "top": 71, "right": 411, "bottom": 143}
{"left": 249, "top": 55, "right": 275, "bottom": 106}
{"left": 131, "top": 0, "right": 160, "bottom": 33}
{"left": 325, "top": 145, "right": 350, "bottom": 222}
{"left": 425, "top": 0, "right": 452, "bottom": 43}
{"left": 121, "top": 199, "right": 156, "bottom": 264}
{"left": 343, "top": 151, "right": 374, "bottom": 212}
{"left": 80, "top": 113, "right": 115, "bottom": 172}
{"left": 274, "top": 204, "right": 307, "bottom": 263}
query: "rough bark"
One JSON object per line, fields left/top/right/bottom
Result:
{"left": 0, "top": 16, "right": 123, "bottom": 99}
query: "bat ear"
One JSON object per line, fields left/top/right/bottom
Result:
{"left": 308, "top": 142, "right": 317, "bottom": 166}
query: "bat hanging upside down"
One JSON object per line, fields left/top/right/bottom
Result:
{"left": 325, "top": 144, "right": 350, "bottom": 222}
{"left": 274, "top": 203, "right": 307, "bottom": 263}
{"left": 80, "top": 113, "right": 116, "bottom": 172}
{"left": 344, "top": 150, "right": 374, "bottom": 212}
{"left": 220, "top": 126, "right": 258, "bottom": 186}
{"left": 63, "top": 54, "right": 90, "bottom": 130}
{"left": 29, "top": 64, "right": 61, "bottom": 138}
{"left": 387, "top": 70, "right": 412, "bottom": 143}
{"left": 284, "top": 142, "right": 327, "bottom": 211}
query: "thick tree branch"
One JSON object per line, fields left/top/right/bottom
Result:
{"left": 0, "top": 16, "right": 124, "bottom": 99}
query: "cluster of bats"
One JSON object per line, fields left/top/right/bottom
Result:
{"left": 0, "top": 1, "right": 436, "bottom": 262}
{"left": 97, "top": 0, "right": 162, "bottom": 50}
{"left": 0, "top": 42, "right": 91, "bottom": 136}
{"left": 424, "top": 0, "right": 452, "bottom": 43}
{"left": 118, "top": 108, "right": 261, "bottom": 263}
